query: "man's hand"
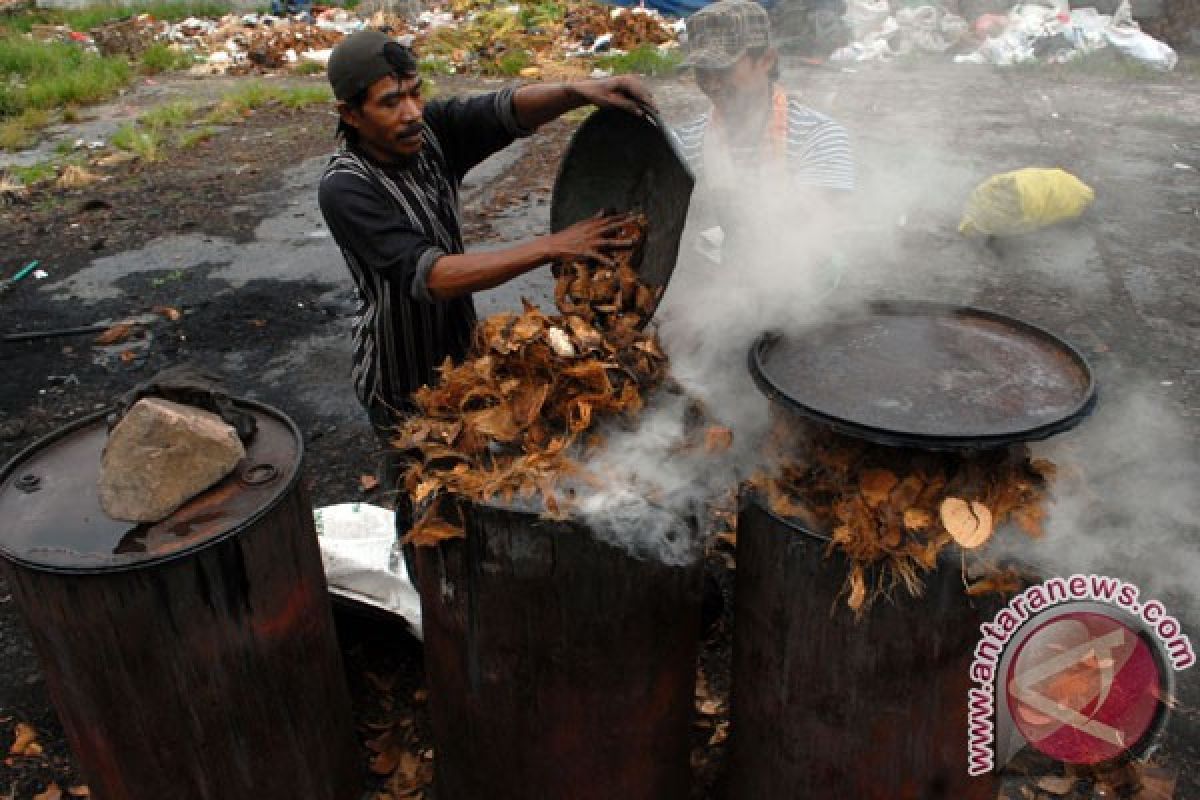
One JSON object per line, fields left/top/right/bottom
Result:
{"left": 571, "top": 76, "right": 658, "bottom": 117}
{"left": 546, "top": 213, "right": 640, "bottom": 268}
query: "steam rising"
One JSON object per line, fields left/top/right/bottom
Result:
{"left": 570, "top": 82, "right": 1198, "bottom": 592}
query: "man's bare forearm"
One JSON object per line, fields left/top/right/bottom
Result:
{"left": 425, "top": 238, "right": 556, "bottom": 301}
{"left": 512, "top": 83, "right": 588, "bottom": 132}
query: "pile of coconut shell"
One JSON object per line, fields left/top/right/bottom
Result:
{"left": 393, "top": 213, "right": 668, "bottom": 545}
{"left": 754, "top": 421, "right": 1057, "bottom": 615}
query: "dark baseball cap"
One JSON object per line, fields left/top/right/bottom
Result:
{"left": 327, "top": 30, "right": 418, "bottom": 102}
{"left": 682, "top": 0, "right": 771, "bottom": 70}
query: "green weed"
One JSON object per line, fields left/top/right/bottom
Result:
{"left": 176, "top": 125, "right": 216, "bottom": 149}
{"left": 596, "top": 44, "right": 682, "bottom": 77}
{"left": 0, "top": 108, "right": 49, "bottom": 150}
{"left": 139, "top": 100, "right": 197, "bottom": 130}
{"left": 2, "top": 1, "right": 232, "bottom": 35}
{"left": 8, "top": 160, "right": 56, "bottom": 186}
{"left": 110, "top": 122, "right": 163, "bottom": 161}
{"left": 139, "top": 42, "right": 195, "bottom": 74}
{"left": 0, "top": 36, "right": 131, "bottom": 116}
{"left": 293, "top": 60, "right": 325, "bottom": 76}
{"left": 486, "top": 49, "right": 533, "bottom": 76}
{"left": 276, "top": 85, "right": 331, "bottom": 109}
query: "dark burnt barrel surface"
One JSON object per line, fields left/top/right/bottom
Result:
{"left": 415, "top": 500, "right": 704, "bottom": 800}
{"left": 0, "top": 405, "right": 359, "bottom": 800}
{"left": 729, "top": 495, "right": 1003, "bottom": 800}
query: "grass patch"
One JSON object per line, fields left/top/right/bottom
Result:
{"left": 218, "top": 81, "right": 277, "bottom": 114}
{"left": 596, "top": 44, "right": 682, "bottom": 77}
{"left": 7, "top": 160, "right": 56, "bottom": 186}
{"left": 1, "top": 1, "right": 232, "bottom": 35}
{"left": 176, "top": 125, "right": 216, "bottom": 149}
{"left": 486, "top": 49, "right": 534, "bottom": 77}
{"left": 111, "top": 122, "right": 164, "bottom": 161}
{"left": 419, "top": 56, "right": 455, "bottom": 77}
{"left": 277, "top": 85, "right": 332, "bottom": 109}
{"left": 139, "top": 42, "right": 195, "bottom": 74}
{"left": 518, "top": 0, "right": 565, "bottom": 29}
{"left": 140, "top": 100, "right": 197, "bottom": 130}
{"left": 293, "top": 60, "right": 325, "bottom": 76}
{"left": 207, "top": 82, "right": 331, "bottom": 119}
{"left": 0, "top": 108, "right": 49, "bottom": 150}
{"left": 0, "top": 36, "right": 131, "bottom": 116}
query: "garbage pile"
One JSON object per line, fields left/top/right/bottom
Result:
{"left": 831, "top": 0, "right": 1178, "bottom": 70}
{"left": 391, "top": 214, "right": 673, "bottom": 546}
{"left": 41, "top": 0, "right": 683, "bottom": 76}
{"left": 754, "top": 421, "right": 1056, "bottom": 615}
{"left": 412, "top": 0, "right": 682, "bottom": 76}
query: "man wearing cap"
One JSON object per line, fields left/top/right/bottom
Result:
{"left": 673, "top": 0, "right": 854, "bottom": 265}
{"left": 318, "top": 31, "right": 652, "bottom": 464}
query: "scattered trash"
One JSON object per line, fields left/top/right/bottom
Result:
{"left": 0, "top": 260, "right": 39, "bottom": 294}
{"left": 953, "top": 0, "right": 1177, "bottom": 69}
{"left": 3, "top": 324, "right": 109, "bottom": 343}
{"left": 32, "top": 269, "right": 49, "bottom": 280}
{"left": 314, "top": 503, "right": 422, "bottom": 637}
{"left": 960, "top": 168, "right": 1095, "bottom": 237}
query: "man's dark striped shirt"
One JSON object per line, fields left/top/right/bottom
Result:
{"left": 318, "top": 88, "right": 528, "bottom": 422}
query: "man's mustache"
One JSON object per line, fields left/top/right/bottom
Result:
{"left": 396, "top": 124, "right": 423, "bottom": 140}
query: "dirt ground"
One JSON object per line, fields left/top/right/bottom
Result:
{"left": 0, "top": 58, "right": 1198, "bottom": 798}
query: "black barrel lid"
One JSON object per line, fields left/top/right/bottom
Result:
{"left": 0, "top": 401, "right": 302, "bottom": 573}
{"left": 551, "top": 107, "right": 695, "bottom": 309}
{"left": 750, "top": 303, "right": 1098, "bottom": 450}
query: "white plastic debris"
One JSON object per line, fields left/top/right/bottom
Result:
{"left": 1105, "top": 25, "right": 1177, "bottom": 70}
{"left": 301, "top": 48, "right": 332, "bottom": 65}
{"left": 314, "top": 503, "right": 422, "bottom": 638}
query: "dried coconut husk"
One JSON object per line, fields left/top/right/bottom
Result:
{"left": 755, "top": 419, "right": 1056, "bottom": 616}
{"left": 396, "top": 215, "right": 668, "bottom": 545}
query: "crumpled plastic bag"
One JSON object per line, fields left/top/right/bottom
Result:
{"left": 1105, "top": 25, "right": 1177, "bottom": 71}
{"left": 959, "top": 168, "right": 1095, "bottom": 237}
{"left": 110, "top": 364, "right": 258, "bottom": 442}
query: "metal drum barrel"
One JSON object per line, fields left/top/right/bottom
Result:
{"left": 729, "top": 494, "right": 1002, "bottom": 799}
{"left": 414, "top": 499, "right": 704, "bottom": 800}
{"left": 0, "top": 404, "right": 359, "bottom": 800}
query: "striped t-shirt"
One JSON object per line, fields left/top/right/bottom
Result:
{"left": 672, "top": 93, "right": 855, "bottom": 192}
{"left": 318, "top": 88, "right": 529, "bottom": 425}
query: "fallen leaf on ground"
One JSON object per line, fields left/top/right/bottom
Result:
{"left": 152, "top": 305, "right": 182, "bottom": 322}
{"left": 360, "top": 475, "right": 379, "bottom": 491}
{"left": 95, "top": 322, "right": 135, "bottom": 345}
{"left": 9, "top": 722, "right": 39, "bottom": 756}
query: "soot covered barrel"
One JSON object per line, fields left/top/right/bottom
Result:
{"left": 0, "top": 404, "right": 359, "bottom": 800}
{"left": 730, "top": 495, "right": 1003, "bottom": 799}
{"left": 730, "top": 305, "right": 1097, "bottom": 799}
{"left": 414, "top": 499, "right": 704, "bottom": 800}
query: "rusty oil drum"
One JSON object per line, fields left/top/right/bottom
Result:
{"left": 0, "top": 403, "right": 359, "bottom": 800}
{"left": 414, "top": 499, "right": 704, "bottom": 800}
{"left": 728, "top": 493, "right": 1004, "bottom": 800}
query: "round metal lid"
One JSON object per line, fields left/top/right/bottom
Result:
{"left": 750, "top": 304, "right": 1097, "bottom": 450}
{"left": 551, "top": 108, "right": 695, "bottom": 297}
{"left": 0, "top": 401, "right": 303, "bottom": 573}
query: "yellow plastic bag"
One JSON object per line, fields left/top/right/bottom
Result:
{"left": 959, "top": 168, "right": 1095, "bottom": 237}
